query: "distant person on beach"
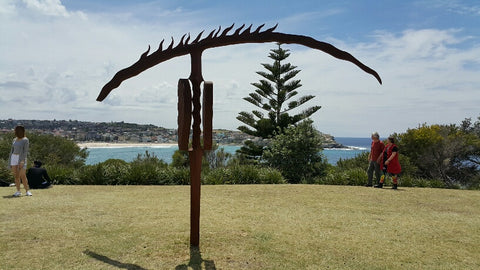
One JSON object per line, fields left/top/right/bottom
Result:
{"left": 26, "top": 161, "right": 52, "bottom": 189}
{"left": 375, "top": 136, "right": 401, "bottom": 189}
{"left": 8, "top": 125, "right": 32, "bottom": 197}
{"left": 366, "top": 132, "right": 384, "bottom": 187}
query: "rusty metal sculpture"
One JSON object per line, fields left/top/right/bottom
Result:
{"left": 97, "top": 24, "right": 382, "bottom": 247}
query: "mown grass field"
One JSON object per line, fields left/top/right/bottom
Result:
{"left": 1, "top": 185, "right": 479, "bottom": 269}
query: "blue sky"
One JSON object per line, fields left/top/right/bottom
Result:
{"left": 1, "top": 0, "right": 479, "bottom": 137}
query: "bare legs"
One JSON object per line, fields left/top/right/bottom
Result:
{"left": 11, "top": 165, "right": 29, "bottom": 193}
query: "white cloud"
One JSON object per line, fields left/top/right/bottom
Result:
{"left": 22, "top": 0, "right": 70, "bottom": 17}
{"left": 0, "top": 1, "right": 478, "bottom": 137}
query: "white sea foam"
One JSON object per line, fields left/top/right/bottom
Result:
{"left": 324, "top": 146, "right": 367, "bottom": 151}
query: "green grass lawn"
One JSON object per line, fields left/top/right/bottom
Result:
{"left": 1, "top": 185, "right": 479, "bottom": 269}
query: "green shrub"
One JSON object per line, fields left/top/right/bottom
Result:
{"left": 46, "top": 164, "right": 77, "bottom": 185}
{"left": 203, "top": 167, "right": 231, "bottom": 185}
{"left": 315, "top": 168, "right": 367, "bottom": 186}
{"left": 154, "top": 167, "right": 190, "bottom": 185}
{"left": 0, "top": 159, "right": 13, "bottom": 182}
{"left": 336, "top": 152, "right": 369, "bottom": 169}
{"left": 71, "top": 160, "right": 132, "bottom": 185}
{"left": 258, "top": 167, "right": 286, "bottom": 184}
{"left": 203, "top": 166, "right": 285, "bottom": 185}
{"left": 344, "top": 168, "right": 368, "bottom": 186}
{"left": 127, "top": 151, "right": 168, "bottom": 185}
{"left": 168, "top": 167, "right": 190, "bottom": 185}
{"left": 262, "top": 120, "right": 327, "bottom": 184}
{"left": 76, "top": 164, "right": 106, "bottom": 185}
{"left": 229, "top": 165, "right": 260, "bottom": 184}
{"left": 99, "top": 159, "right": 131, "bottom": 185}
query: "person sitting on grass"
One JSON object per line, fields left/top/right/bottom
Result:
{"left": 26, "top": 161, "right": 52, "bottom": 189}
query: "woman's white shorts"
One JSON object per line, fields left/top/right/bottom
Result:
{"left": 10, "top": 154, "right": 26, "bottom": 168}
{"left": 10, "top": 154, "right": 19, "bottom": 166}
{"left": 10, "top": 154, "right": 27, "bottom": 169}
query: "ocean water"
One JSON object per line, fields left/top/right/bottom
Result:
{"left": 84, "top": 137, "right": 370, "bottom": 166}
{"left": 325, "top": 137, "right": 370, "bottom": 164}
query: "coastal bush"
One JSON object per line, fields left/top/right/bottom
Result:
{"left": 203, "top": 167, "right": 231, "bottom": 185}
{"left": 394, "top": 118, "right": 480, "bottom": 187}
{"left": 258, "top": 167, "right": 285, "bottom": 184}
{"left": 76, "top": 164, "right": 108, "bottom": 185}
{"left": 28, "top": 133, "right": 88, "bottom": 167}
{"left": 229, "top": 165, "right": 261, "bottom": 184}
{"left": 171, "top": 150, "right": 189, "bottom": 168}
{"left": 98, "top": 159, "right": 131, "bottom": 185}
{"left": 315, "top": 168, "right": 367, "bottom": 186}
{"left": 0, "top": 159, "right": 13, "bottom": 182}
{"left": 263, "top": 119, "right": 327, "bottom": 183}
{"left": 167, "top": 167, "right": 190, "bottom": 185}
{"left": 398, "top": 175, "right": 447, "bottom": 189}
{"left": 46, "top": 164, "right": 77, "bottom": 185}
{"left": 336, "top": 152, "right": 369, "bottom": 169}
{"left": 0, "top": 135, "right": 13, "bottom": 167}
{"left": 73, "top": 159, "right": 131, "bottom": 185}
{"left": 153, "top": 167, "right": 190, "bottom": 185}
{"left": 0, "top": 132, "right": 87, "bottom": 169}
{"left": 203, "top": 165, "right": 285, "bottom": 185}
{"left": 127, "top": 151, "right": 168, "bottom": 185}
{"left": 64, "top": 159, "right": 189, "bottom": 185}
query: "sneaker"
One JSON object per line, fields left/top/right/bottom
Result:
{"left": 26, "top": 191, "right": 33, "bottom": 196}
{"left": 374, "top": 183, "right": 383, "bottom": 188}
{"left": 13, "top": 191, "right": 21, "bottom": 197}
{"left": 392, "top": 184, "right": 398, "bottom": 190}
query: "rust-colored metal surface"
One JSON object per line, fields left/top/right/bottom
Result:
{"left": 97, "top": 24, "right": 381, "bottom": 247}
{"left": 202, "top": 82, "right": 213, "bottom": 151}
{"left": 177, "top": 79, "right": 192, "bottom": 151}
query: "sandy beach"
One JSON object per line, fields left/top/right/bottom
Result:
{"left": 77, "top": 142, "right": 178, "bottom": 148}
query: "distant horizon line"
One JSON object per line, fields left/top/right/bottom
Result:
{"left": 0, "top": 118, "right": 369, "bottom": 138}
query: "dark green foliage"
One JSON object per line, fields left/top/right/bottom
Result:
{"left": 315, "top": 168, "right": 367, "bottom": 186}
{"left": 59, "top": 155, "right": 190, "bottom": 185}
{"left": 262, "top": 119, "right": 327, "bottom": 183}
{"left": 229, "top": 165, "right": 262, "bottom": 184}
{"left": 237, "top": 44, "right": 321, "bottom": 159}
{"left": 127, "top": 151, "right": 169, "bottom": 185}
{"left": 28, "top": 133, "right": 88, "bottom": 167}
{"left": 0, "top": 132, "right": 87, "bottom": 168}
{"left": 204, "top": 147, "right": 232, "bottom": 169}
{"left": 0, "top": 159, "right": 13, "bottom": 182}
{"left": 236, "top": 140, "right": 265, "bottom": 163}
{"left": 336, "top": 152, "right": 369, "bottom": 169}
{"left": 171, "top": 150, "right": 189, "bottom": 168}
{"left": 0, "top": 135, "right": 12, "bottom": 163}
{"left": 203, "top": 165, "right": 285, "bottom": 185}
{"left": 395, "top": 118, "right": 480, "bottom": 188}
{"left": 75, "top": 159, "right": 130, "bottom": 185}
{"left": 45, "top": 164, "right": 77, "bottom": 185}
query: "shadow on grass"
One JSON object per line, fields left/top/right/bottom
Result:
{"left": 175, "top": 246, "right": 216, "bottom": 270}
{"left": 2, "top": 195, "right": 22, "bottom": 199}
{"left": 83, "top": 250, "right": 147, "bottom": 270}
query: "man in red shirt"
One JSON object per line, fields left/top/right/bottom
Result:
{"left": 366, "top": 132, "right": 384, "bottom": 187}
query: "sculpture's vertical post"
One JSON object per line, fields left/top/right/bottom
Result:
{"left": 189, "top": 50, "right": 204, "bottom": 247}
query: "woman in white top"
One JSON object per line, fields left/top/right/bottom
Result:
{"left": 8, "top": 125, "right": 31, "bottom": 197}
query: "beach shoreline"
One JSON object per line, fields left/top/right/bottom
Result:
{"left": 77, "top": 142, "right": 178, "bottom": 148}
